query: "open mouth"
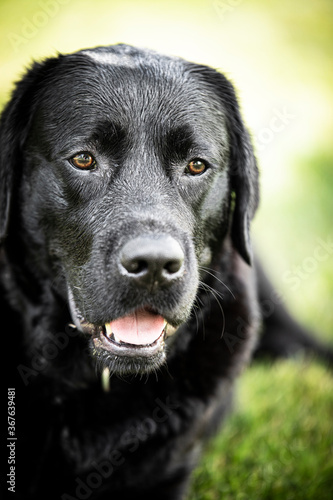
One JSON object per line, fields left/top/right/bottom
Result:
{"left": 96, "top": 309, "right": 168, "bottom": 357}
{"left": 68, "top": 288, "right": 174, "bottom": 358}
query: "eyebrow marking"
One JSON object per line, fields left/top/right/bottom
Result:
{"left": 164, "top": 125, "right": 196, "bottom": 161}
{"left": 89, "top": 121, "right": 128, "bottom": 158}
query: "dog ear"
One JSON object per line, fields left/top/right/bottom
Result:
{"left": 0, "top": 90, "right": 20, "bottom": 243}
{"left": 186, "top": 64, "right": 259, "bottom": 265}
{"left": 228, "top": 122, "right": 259, "bottom": 266}
{"left": 0, "top": 57, "right": 60, "bottom": 243}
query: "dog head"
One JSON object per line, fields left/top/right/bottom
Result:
{"left": 0, "top": 45, "right": 259, "bottom": 375}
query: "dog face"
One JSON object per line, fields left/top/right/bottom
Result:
{"left": 0, "top": 45, "right": 259, "bottom": 375}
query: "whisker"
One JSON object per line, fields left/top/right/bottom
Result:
{"left": 199, "top": 281, "right": 226, "bottom": 339}
{"left": 163, "top": 360, "right": 173, "bottom": 381}
{"left": 199, "top": 266, "right": 236, "bottom": 300}
{"left": 199, "top": 280, "right": 225, "bottom": 303}
{"left": 193, "top": 305, "right": 200, "bottom": 336}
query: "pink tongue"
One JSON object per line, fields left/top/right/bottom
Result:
{"left": 108, "top": 309, "right": 165, "bottom": 345}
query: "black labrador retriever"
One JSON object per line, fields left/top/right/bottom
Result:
{"left": 1, "top": 44, "right": 331, "bottom": 500}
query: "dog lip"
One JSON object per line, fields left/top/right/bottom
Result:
{"left": 67, "top": 287, "right": 174, "bottom": 356}
{"left": 93, "top": 326, "right": 166, "bottom": 357}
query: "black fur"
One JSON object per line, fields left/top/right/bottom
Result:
{"left": 1, "top": 44, "right": 331, "bottom": 500}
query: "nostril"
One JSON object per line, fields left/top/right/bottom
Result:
{"left": 119, "top": 235, "right": 185, "bottom": 286}
{"left": 164, "top": 258, "right": 183, "bottom": 275}
{"left": 122, "top": 258, "right": 148, "bottom": 275}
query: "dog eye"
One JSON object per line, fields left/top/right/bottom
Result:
{"left": 185, "top": 160, "right": 207, "bottom": 176}
{"left": 70, "top": 153, "right": 96, "bottom": 170}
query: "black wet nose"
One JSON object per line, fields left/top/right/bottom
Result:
{"left": 119, "top": 235, "right": 184, "bottom": 287}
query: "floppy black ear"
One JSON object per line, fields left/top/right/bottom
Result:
{"left": 0, "top": 57, "right": 60, "bottom": 243}
{"left": 0, "top": 90, "right": 22, "bottom": 243}
{"left": 228, "top": 122, "right": 259, "bottom": 266}
{"left": 186, "top": 64, "right": 259, "bottom": 265}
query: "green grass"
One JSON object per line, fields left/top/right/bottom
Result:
{"left": 0, "top": 3, "right": 331, "bottom": 498}
{"left": 187, "top": 360, "right": 333, "bottom": 500}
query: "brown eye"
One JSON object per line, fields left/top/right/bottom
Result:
{"left": 185, "top": 160, "right": 207, "bottom": 176}
{"left": 70, "top": 152, "right": 96, "bottom": 170}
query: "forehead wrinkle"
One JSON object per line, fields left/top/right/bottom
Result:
{"left": 79, "top": 54, "right": 215, "bottom": 128}
{"left": 34, "top": 54, "right": 228, "bottom": 163}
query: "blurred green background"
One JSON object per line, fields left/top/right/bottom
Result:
{"left": 1, "top": 1, "right": 332, "bottom": 498}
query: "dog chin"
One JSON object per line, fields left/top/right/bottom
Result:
{"left": 92, "top": 339, "right": 168, "bottom": 377}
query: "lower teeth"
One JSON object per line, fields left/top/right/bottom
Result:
{"left": 103, "top": 324, "right": 168, "bottom": 346}
{"left": 110, "top": 332, "right": 121, "bottom": 343}
{"left": 106, "top": 330, "right": 121, "bottom": 343}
